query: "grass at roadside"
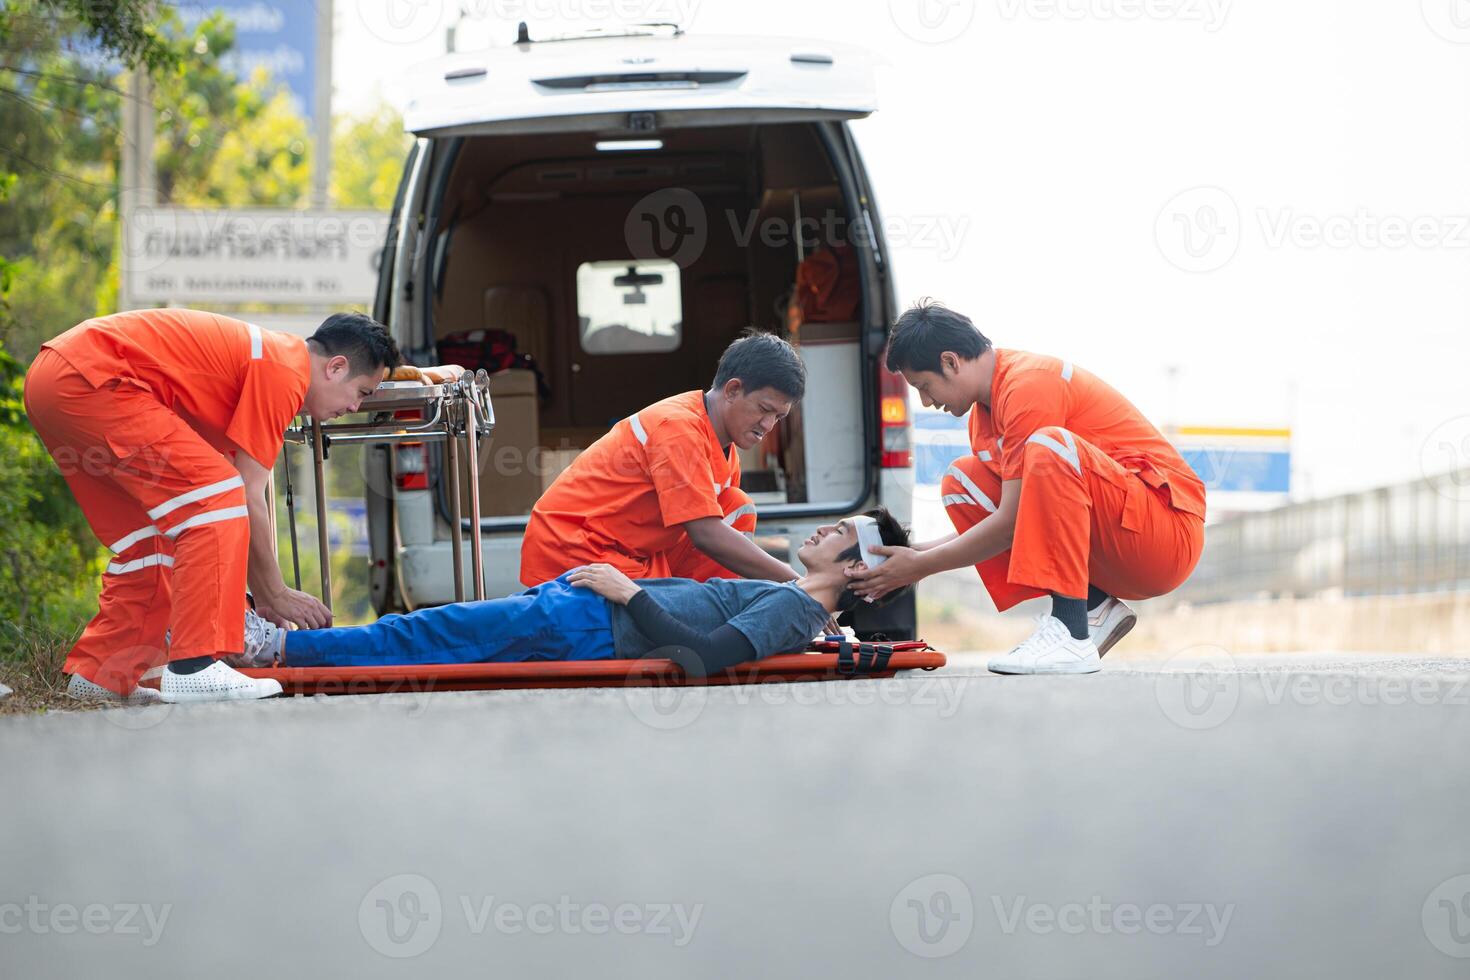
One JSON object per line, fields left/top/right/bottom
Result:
{"left": 0, "top": 621, "right": 90, "bottom": 715}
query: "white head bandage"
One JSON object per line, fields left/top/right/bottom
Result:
{"left": 850, "top": 515, "right": 888, "bottom": 569}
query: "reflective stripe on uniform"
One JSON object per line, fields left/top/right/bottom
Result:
{"left": 945, "top": 464, "right": 998, "bottom": 513}
{"left": 1026, "top": 428, "right": 1081, "bottom": 473}
{"left": 628, "top": 413, "right": 648, "bottom": 445}
{"left": 146, "top": 475, "right": 245, "bottom": 522}
{"left": 941, "top": 493, "right": 977, "bottom": 508}
{"left": 105, "top": 553, "right": 175, "bottom": 576}
{"left": 977, "top": 449, "right": 992, "bottom": 462}
{"left": 247, "top": 322, "right": 263, "bottom": 360}
{"left": 164, "top": 505, "right": 250, "bottom": 538}
{"left": 1061, "top": 360, "right": 1074, "bottom": 382}
{"left": 722, "top": 503, "right": 757, "bottom": 527}
{"left": 108, "top": 524, "right": 159, "bottom": 555}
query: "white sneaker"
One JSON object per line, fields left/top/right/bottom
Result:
{"left": 1087, "top": 596, "right": 1137, "bottom": 658}
{"left": 988, "top": 616, "right": 1101, "bottom": 675}
{"left": 160, "top": 660, "right": 282, "bottom": 703}
{"left": 66, "top": 674, "right": 164, "bottom": 705}
{"left": 224, "top": 609, "right": 283, "bottom": 668}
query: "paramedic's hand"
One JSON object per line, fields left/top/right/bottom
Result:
{"left": 256, "top": 586, "right": 333, "bottom": 630}
{"left": 567, "top": 564, "right": 642, "bottom": 605}
{"left": 844, "top": 546, "right": 926, "bottom": 603}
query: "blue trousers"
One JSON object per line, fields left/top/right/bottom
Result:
{"left": 283, "top": 575, "right": 618, "bottom": 667}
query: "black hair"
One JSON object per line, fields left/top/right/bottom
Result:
{"left": 884, "top": 298, "right": 991, "bottom": 375}
{"left": 834, "top": 507, "right": 912, "bottom": 614}
{"left": 712, "top": 329, "right": 806, "bottom": 401}
{"left": 307, "top": 312, "right": 402, "bottom": 377}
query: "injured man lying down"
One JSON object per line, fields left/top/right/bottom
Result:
{"left": 236, "top": 509, "right": 910, "bottom": 679}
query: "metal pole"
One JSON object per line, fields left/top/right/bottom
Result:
{"left": 284, "top": 441, "right": 302, "bottom": 591}
{"left": 119, "top": 66, "right": 155, "bottom": 311}
{"left": 313, "top": 0, "right": 333, "bottom": 208}
{"left": 311, "top": 419, "right": 333, "bottom": 611}
{"left": 446, "top": 420, "right": 465, "bottom": 602}
{"left": 464, "top": 396, "right": 486, "bottom": 600}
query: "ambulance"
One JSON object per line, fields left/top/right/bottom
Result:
{"left": 366, "top": 26, "right": 916, "bottom": 639}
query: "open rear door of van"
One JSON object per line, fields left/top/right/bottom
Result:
{"left": 402, "top": 32, "right": 878, "bottom": 138}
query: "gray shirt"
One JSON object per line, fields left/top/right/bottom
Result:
{"left": 609, "top": 578, "right": 830, "bottom": 659}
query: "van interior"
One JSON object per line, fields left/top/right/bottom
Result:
{"left": 421, "top": 122, "right": 871, "bottom": 521}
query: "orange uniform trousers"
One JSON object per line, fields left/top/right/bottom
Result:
{"left": 524, "top": 486, "right": 759, "bottom": 585}
{"left": 942, "top": 425, "right": 1204, "bottom": 609}
{"left": 24, "top": 349, "right": 251, "bottom": 694}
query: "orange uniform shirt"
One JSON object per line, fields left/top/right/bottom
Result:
{"left": 42, "top": 308, "right": 310, "bottom": 468}
{"left": 969, "top": 349, "right": 1207, "bottom": 519}
{"left": 522, "top": 390, "right": 740, "bottom": 584}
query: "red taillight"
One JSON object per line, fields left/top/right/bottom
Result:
{"left": 393, "top": 408, "right": 429, "bottom": 491}
{"left": 878, "top": 367, "right": 912, "bottom": 468}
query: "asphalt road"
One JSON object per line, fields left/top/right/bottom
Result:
{"left": 4, "top": 653, "right": 1470, "bottom": 978}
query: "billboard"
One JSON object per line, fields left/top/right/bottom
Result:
{"left": 179, "top": 2, "right": 318, "bottom": 118}
{"left": 125, "top": 207, "right": 389, "bottom": 306}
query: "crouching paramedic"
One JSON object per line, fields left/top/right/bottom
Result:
{"left": 24, "top": 309, "right": 400, "bottom": 703}
{"left": 847, "top": 300, "right": 1207, "bottom": 675}
{"left": 519, "top": 331, "right": 807, "bottom": 587}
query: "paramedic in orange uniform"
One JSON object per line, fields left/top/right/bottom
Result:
{"left": 520, "top": 332, "right": 807, "bottom": 587}
{"left": 24, "top": 309, "right": 401, "bottom": 703}
{"left": 847, "top": 300, "right": 1207, "bottom": 674}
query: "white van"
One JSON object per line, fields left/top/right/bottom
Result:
{"left": 365, "top": 26, "right": 917, "bottom": 639}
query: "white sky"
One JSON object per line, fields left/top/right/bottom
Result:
{"left": 330, "top": 0, "right": 1470, "bottom": 501}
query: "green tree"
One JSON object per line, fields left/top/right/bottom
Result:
{"left": 332, "top": 104, "right": 411, "bottom": 209}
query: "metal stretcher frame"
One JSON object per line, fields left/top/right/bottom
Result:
{"left": 280, "top": 371, "right": 497, "bottom": 612}
{"left": 238, "top": 647, "right": 948, "bottom": 696}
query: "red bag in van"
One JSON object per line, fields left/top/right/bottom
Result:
{"left": 436, "top": 329, "right": 551, "bottom": 400}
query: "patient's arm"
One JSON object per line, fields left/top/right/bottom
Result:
{"left": 622, "top": 592, "right": 756, "bottom": 679}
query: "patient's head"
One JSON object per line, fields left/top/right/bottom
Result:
{"left": 797, "top": 507, "right": 912, "bottom": 613}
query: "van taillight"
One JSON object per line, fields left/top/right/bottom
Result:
{"left": 878, "top": 367, "right": 912, "bottom": 468}
{"left": 393, "top": 408, "right": 429, "bottom": 491}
